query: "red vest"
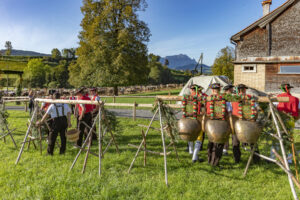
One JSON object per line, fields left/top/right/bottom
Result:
{"left": 277, "top": 93, "right": 299, "bottom": 117}
{"left": 232, "top": 94, "right": 252, "bottom": 117}
{"left": 77, "top": 95, "right": 93, "bottom": 115}
{"left": 91, "top": 95, "right": 98, "bottom": 110}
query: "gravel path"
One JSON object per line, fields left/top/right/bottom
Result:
{"left": 6, "top": 106, "right": 182, "bottom": 120}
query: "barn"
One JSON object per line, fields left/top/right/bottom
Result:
{"left": 231, "top": 0, "right": 300, "bottom": 93}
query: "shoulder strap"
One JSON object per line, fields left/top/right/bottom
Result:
{"left": 54, "top": 104, "right": 60, "bottom": 117}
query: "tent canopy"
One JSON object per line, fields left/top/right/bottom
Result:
{"left": 179, "top": 75, "right": 231, "bottom": 96}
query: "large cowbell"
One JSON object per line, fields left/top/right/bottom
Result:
{"left": 178, "top": 118, "right": 201, "bottom": 141}
{"left": 235, "top": 120, "right": 261, "bottom": 144}
{"left": 205, "top": 119, "right": 230, "bottom": 143}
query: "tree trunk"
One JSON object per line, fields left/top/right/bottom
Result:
{"left": 113, "top": 86, "right": 118, "bottom": 96}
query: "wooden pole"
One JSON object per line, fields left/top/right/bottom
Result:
{"left": 69, "top": 113, "right": 98, "bottom": 171}
{"left": 25, "top": 102, "right": 28, "bottom": 112}
{"left": 98, "top": 108, "right": 102, "bottom": 176}
{"left": 274, "top": 111, "right": 299, "bottom": 181}
{"left": 141, "top": 130, "right": 146, "bottom": 166}
{"left": 15, "top": 106, "right": 38, "bottom": 164}
{"left": 113, "top": 96, "right": 116, "bottom": 103}
{"left": 243, "top": 144, "right": 256, "bottom": 177}
{"left": 158, "top": 102, "right": 168, "bottom": 186}
{"left": 133, "top": 101, "right": 136, "bottom": 121}
{"left": 4, "top": 121, "right": 17, "bottom": 149}
{"left": 82, "top": 132, "right": 92, "bottom": 174}
{"left": 109, "top": 131, "right": 120, "bottom": 154}
{"left": 128, "top": 108, "right": 159, "bottom": 173}
{"left": 268, "top": 97, "right": 298, "bottom": 200}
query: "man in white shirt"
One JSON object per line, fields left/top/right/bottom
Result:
{"left": 37, "top": 92, "right": 72, "bottom": 155}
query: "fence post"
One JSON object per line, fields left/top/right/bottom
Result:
{"left": 3, "top": 101, "right": 5, "bottom": 110}
{"left": 168, "top": 91, "right": 171, "bottom": 104}
{"left": 113, "top": 96, "right": 116, "bottom": 103}
{"left": 133, "top": 101, "right": 136, "bottom": 121}
{"left": 25, "top": 102, "right": 28, "bottom": 112}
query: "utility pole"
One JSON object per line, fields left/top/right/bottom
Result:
{"left": 199, "top": 53, "right": 203, "bottom": 75}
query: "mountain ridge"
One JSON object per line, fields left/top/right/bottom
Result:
{"left": 0, "top": 49, "right": 50, "bottom": 57}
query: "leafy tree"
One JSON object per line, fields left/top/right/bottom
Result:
{"left": 212, "top": 46, "right": 235, "bottom": 81}
{"left": 23, "top": 59, "right": 46, "bottom": 88}
{"left": 51, "top": 48, "right": 62, "bottom": 60}
{"left": 62, "top": 48, "right": 76, "bottom": 59}
{"left": 5, "top": 41, "right": 12, "bottom": 56}
{"left": 53, "top": 60, "right": 69, "bottom": 88}
{"left": 73, "top": 0, "right": 150, "bottom": 95}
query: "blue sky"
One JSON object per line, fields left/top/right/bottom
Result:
{"left": 0, "top": 0, "right": 286, "bottom": 65}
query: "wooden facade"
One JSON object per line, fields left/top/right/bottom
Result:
{"left": 231, "top": 0, "right": 300, "bottom": 93}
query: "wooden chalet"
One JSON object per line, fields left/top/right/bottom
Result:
{"left": 231, "top": 0, "right": 300, "bottom": 93}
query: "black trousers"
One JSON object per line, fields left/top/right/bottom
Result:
{"left": 224, "top": 134, "right": 241, "bottom": 163}
{"left": 77, "top": 112, "right": 92, "bottom": 147}
{"left": 48, "top": 116, "right": 68, "bottom": 155}
{"left": 207, "top": 142, "right": 224, "bottom": 166}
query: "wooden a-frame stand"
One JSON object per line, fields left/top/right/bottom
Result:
{"left": 69, "top": 105, "right": 120, "bottom": 175}
{"left": 0, "top": 105, "right": 17, "bottom": 149}
{"left": 127, "top": 101, "right": 179, "bottom": 186}
{"left": 243, "top": 96, "right": 300, "bottom": 200}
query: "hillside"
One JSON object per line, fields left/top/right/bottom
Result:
{"left": 0, "top": 49, "right": 50, "bottom": 57}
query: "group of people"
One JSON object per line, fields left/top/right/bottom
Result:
{"left": 186, "top": 82, "right": 300, "bottom": 167}
{"left": 37, "top": 88, "right": 100, "bottom": 155}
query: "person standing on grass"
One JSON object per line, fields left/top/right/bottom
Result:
{"left": 76, "top": 88, "right": 93, "bottom": 147}
{"left": 90, "top": 88, "right": 101, "bottom": 141}
{"left": 37, "top": 92, "right": 71, "bottom": 155}
{"left": 28, "top": 90, "right": 35, "bottom": 115}
{"left": 222, "top": 84, "right": 234, "bottom": 156}
{"left": 187, "top": 84, "right": 206, "bottom": 163}
{"left": 231, "top": 84, "right": 260, "bottom": 163}
{"left": 69, "top": 90, "right": 77, "bottom": 115}
{"left": 206, "top": 83, "right": 232, "bottom": 166}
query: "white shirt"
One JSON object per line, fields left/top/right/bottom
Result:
{"left": 226, "top": 102, "right": 232, "bottom": 112}
{"left": 46, "top": 103, "right": 71, "bottom": 119}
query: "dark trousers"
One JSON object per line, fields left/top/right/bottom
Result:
{"left": 224, "top": 134, "right": 241, "bottom": 163}
{"left": 48, "top": 116, "right": 68, "bottom": 155}
{"left": 77, "top": 112, "right": 92, "bottom": 147}
{"left": 207, "top": 142, "right": 224, "bottom": 166}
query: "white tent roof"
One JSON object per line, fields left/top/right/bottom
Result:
{"left": 179, "top": 75, "right": 231, "bottom": 96}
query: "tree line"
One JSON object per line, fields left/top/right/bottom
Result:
{"left": 1, "top": 0, "right": 235, "bottom": 94}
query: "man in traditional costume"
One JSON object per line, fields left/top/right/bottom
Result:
{"left": 75, "top": 88, "right": 93, "bottom": 147}
{"left": 276, "top": 83, "right": 300, "bottom": 119}
{"left": 232, "top": 84, "right": 260, "bottom": 163}
{"left": 187, "top": 84, "right": 206, "bottom": 163}
{"left": 37, "top": 92, "right": 71, "bottom": 155}
{"left": 222, "top": 84, "right": 234, "bottom": 156}
{"left": 206, "top": 83, "right": 232, "bottom": 166}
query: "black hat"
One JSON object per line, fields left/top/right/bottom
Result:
{"left": 48, "top": 89, "right": 56, "bottom": 95}
{"left": 75, "top": 87, "right": 86, "bottom": 95}
{"left": 190, "top": 84, "right": 204, "bottom": 90}
{"left": 53, "top": 92, "right": 61, "bottom": 99}
{"left": 223, "top": 84, "right": 234, "bottom": 91}
{"left": 237, "top": 84, "right": 248, "bottom": 90}
{"left": 210, "top": 83, "right": 221, "bottom": 89}
{"left": 279, "top": 83, "right": 294, "bottom": 89}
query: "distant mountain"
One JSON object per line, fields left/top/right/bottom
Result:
{"left": 160, "top": 54, "right": 197, "bottom": 69}
{"left": 0, "top": 49, "right": 50, "bottom": 57}
{"left": 159, "top": 54, "right": 211, "bottom": 74}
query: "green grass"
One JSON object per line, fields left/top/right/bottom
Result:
{"left": 1, "top": 110, "right": 300, "bottom": 199}
{"left": 0, "top": 60, "right": 27, "bottom": 71}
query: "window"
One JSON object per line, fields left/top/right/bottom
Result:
{"left": 279, "top": 66, "right": 300, "bottom": 74}
{"left": 242, "top": 64, "right": 256, "bottom": 73}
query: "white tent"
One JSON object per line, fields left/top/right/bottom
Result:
{"left": 179, "top": 75, "right": 231, "bottom": 96}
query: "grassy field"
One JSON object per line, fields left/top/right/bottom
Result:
{"left": 1, "top": 110, "right": 300, "bottom": 199}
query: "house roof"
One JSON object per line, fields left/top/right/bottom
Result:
{"left": 231, "top": 0, "right": 297, "bottom": 42}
